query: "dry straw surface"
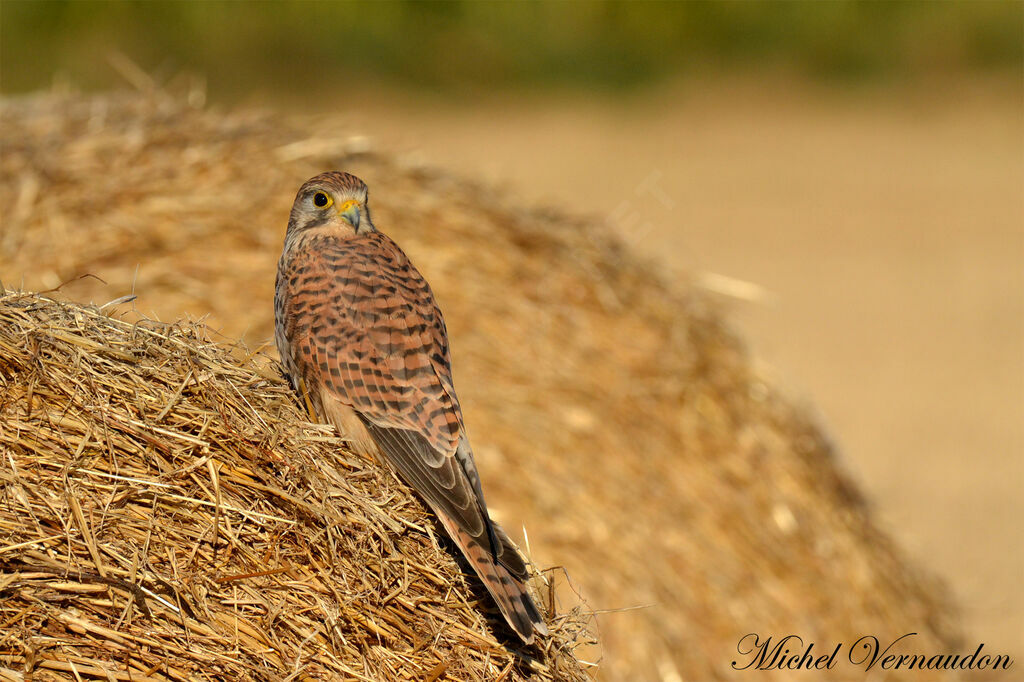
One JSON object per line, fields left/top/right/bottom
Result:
{"left": 0, "top": 291, "right": 590, "bottom": 681}
{"left": 1, "top": 91, "right": 964, "bottom": 680}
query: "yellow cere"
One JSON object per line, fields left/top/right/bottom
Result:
{"left": 339, "top": 199, "right": 359, "bottom": 212}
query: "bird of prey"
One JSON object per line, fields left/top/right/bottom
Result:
{"left": 274, "top": 171, "right": 547, "bottom": 643}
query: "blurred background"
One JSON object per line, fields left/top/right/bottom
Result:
{"left": 3, "top": 0, "right": 1022, "bottom": 674}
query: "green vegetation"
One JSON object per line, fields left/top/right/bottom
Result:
{"left": 2, "top": 1, "right": 1021, "bottom": 96}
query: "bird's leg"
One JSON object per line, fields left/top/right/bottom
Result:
{"left": 298, "top": 377, "right": 319, "bottom": 423}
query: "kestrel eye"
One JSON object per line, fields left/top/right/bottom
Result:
{"left": 313, "top": 192, "right": 332, "bottom": 208}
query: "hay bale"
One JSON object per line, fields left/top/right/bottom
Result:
{"left": 1, "top": 91, "right": 963, "bottom": 679}
{"left": 0, "top": 290, "right": 591, "bottom": 681}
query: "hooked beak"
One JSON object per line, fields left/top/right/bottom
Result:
{"left": 338, "top": 200, "right": 361, "bottom": 230}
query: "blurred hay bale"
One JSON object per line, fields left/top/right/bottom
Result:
{"left": 1, "top": 91, "right": 963, "bottom": 680}
{"left": 0, "top": 290, "right": 590, "bottom": 681}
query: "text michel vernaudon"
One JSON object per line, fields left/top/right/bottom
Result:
{"left": 732, "top": 633, "right": 1013, "bottom": 673}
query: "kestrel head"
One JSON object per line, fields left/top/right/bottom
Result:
{"left": 286, "top": 171, "right": 373, "bottom": 239}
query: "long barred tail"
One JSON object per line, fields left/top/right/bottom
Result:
{"left": 436, "top": 512, "right": 548, "bottom": 643}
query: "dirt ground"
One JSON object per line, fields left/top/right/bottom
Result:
{"left": 280, "top": 74, "right": 1023, "bottom": 656}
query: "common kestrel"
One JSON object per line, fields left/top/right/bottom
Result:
{"left": 274, "top": 171, "right": 547, "bottom": 643}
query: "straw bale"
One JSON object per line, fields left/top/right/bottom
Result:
{"left": 0, "top": 290, "right": 591, "bottom": 681}
{"left": 1, "top": 91, "right": 963, "bottom": 680}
